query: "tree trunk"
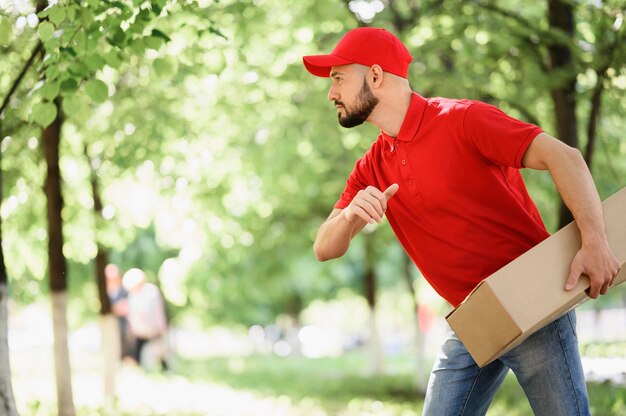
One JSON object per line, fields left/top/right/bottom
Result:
{"left": 85, "top": 146, "right": 118, "bottom": 400}
{"left": 364, "top": 235, "right": 384, "bottom": 375}
{"left": 89, "top": 165, "right": 111, "bottom": 315}
{"left": 93, "top": 234, "right": 118, "bottom": 400}
{"left": 0, "top": 282, "right": 18, "bottom": 416}
{"left": 0, "top": 124, "right": 17, "bottom": 414}
{"left": 547, "top": 0, "right": 578, "bottom": 228}
{"left": 43, "top": 99, "right": 75, "bottom": 416}
{"left": 402, "top": 251, "right": 427, "bottom": 393}
{"left": 100, "top": 315, "right": 119, "bottom": 400}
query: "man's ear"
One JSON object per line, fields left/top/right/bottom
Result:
{"left": 369, "top": 64, "right": 384, "bottom": 87}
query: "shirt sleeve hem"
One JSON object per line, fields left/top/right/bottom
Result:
{"left": 514, "top": 128, "right": 543, "bottom": 168}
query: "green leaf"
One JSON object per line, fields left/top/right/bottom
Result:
{"left": 107, "top": 1, "right": 127, "bottom": 11}
{"left": 66, "top": 5, "right": 77, "bottom": 21}
{"left": 0, "top": 18, "right": 13, "bottom": 46}
{"left": 103, "top": 50, "right": 123, "bottom": 69}
{"left": 151, "top": 0, "right": 166, "bottom": 15}
{"left": 108, "top": 27, "right": 127, "bottom": 46}
{"left": 209, "top": 26, "right": 228, "bottom": 40}
{"left": 61, "top": 95, "right": 81, "bottom": 115}
{"left": 137, "top": 9, "right": 151, "bottom": 22}
{"left": 60, "top": 78, "right": 79, "bottom": 93}
{"left": 120, "top": 7, "right": 134, "bottom": 20}
{"left": 84, "top": 79, "right": 109, "bottom": 103}
{"left": 40, "top": 81, "right": 60, "bottom": 100}
{"left": 153, "top": 57, "right": 178, "bottom": 78}
{"left": 129, "top": 38, "right": 146, "bottom": 55}
{"left": 81, "top": 8, "right": 94, "bottom": 28}
{"left": 151, "top": 29, "right": 171, "bottom": 42}
{"left": 87, "top": 22, "right": 103, "bottom": 35}
{"left": 85, "top": 55, "right": 106, "bottom": 72}
{"left": 32, "top": 102, "right": 58, "bottom": 128}
{"left": 144, "top": 36, "right": 163, "bottom": 50}
{"left": 45, "top": 65, "right": 59, "bottom": 80}
{"left": 37, "top": 22, "right": 55, "bottom": 42}
{"left": 68, "top": 61, "right": 89, "bottom": 77}
{"left": 60, "top": 46, "right": 77, "bottom": 57}
{"left": 48, "top": 7, "right": 66, "bottom": 26}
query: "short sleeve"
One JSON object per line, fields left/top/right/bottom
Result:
{"left": 334, "top": 154, "right": 375, "bottom": 209}
{"left": 463, "top": 101, "right": 543, "bottom": 168}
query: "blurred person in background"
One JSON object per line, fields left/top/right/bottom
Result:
{"left": 105, "top": 263, "right": 135, "bottom": 363}
{"left": 122, "top": 267, "right": 170, "bottom": 371}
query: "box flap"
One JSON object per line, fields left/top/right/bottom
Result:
{"left": 446, "top": 281, "right": 522, "bottom": 367}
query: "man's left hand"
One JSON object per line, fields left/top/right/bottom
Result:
{"left": 565, "top": 240, "right": 621, "bottom": 298}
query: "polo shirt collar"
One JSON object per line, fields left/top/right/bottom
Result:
{"left": 381, "top": 92, "right": 427, "bottom": 150}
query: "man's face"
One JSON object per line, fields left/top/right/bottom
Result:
{"left": 328, "top": 65, "right": 379, "bottom": 128}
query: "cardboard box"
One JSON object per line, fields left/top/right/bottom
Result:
{"left": 446, "top": 187, "right": 626, "bottom": 367}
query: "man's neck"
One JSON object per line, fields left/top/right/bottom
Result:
{"left": 368, "top": 89, "right": 414, "bottom": 137}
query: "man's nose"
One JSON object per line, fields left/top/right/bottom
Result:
{"left": 327, "top": 84, "right": 339, "bottom": 102}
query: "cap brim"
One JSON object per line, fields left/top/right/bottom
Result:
{"left": 303, "top": 54, "right": 354, "bottom": 77}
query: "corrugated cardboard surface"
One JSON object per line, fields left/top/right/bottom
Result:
{"left": 446, "top": 187, "right": 626, "bottom": 367}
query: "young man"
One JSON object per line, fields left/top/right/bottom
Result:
{"left": 303, "top": 27, "right": 619, "bottom": 415}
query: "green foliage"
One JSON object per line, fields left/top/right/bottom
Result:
{"left": 30, "top": 101, "right": 56, "bottom": 127}
{"left": 84, "top": 79, "right": 108, "bottom": 103}
{"left": 1, "top": 0, "right": 626, "bottom": 324}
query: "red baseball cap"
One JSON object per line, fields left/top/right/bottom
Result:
{"left": 303, "top": 27, "right": 413, "bottom": 78}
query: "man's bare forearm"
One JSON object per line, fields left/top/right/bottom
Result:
{"left": 522, "top": 132, "right": 620, "bottom": 297}
{"left": 314, "top": 184, "right": 399, "bottom": 262}
{"left": 547, "top": 147, "right": 605, "bottom": 243}
{"left": 313, "top": 210, "right": 365, "bottom": 261}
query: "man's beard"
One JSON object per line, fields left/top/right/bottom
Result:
{"left": 336, "top": 78, "right": 379, "bottom": 128}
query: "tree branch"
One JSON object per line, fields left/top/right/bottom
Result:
{"left": 0, "top": 41, "right": 43, "bottom": 119}
{"left": 472, "top": 0, "right": 563, "bottom": 72}
{"left": 584, "top": 79, "right": 603, "bottom": 169}
{"left": 583, "top": 16, "right": 625, "bottom": 168}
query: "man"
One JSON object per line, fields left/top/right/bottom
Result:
{"left": 303, "top": 27, "right": 619, "bottom": 415}
{"left": 122, "top": 268, "right": 169, "bottom": 371}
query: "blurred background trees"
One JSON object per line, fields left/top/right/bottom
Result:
{"left": 0, "top": 0, "right": 625, "bottom": 414}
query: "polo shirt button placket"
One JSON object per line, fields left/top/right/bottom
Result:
{"left": 396, "top": 143, "right": 419, "bottom": 200}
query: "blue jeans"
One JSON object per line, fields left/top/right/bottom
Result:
{"left": 423, "top": 310, "right": 590, "bottom": 415}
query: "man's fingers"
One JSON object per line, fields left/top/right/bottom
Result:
{"left": 360, "top": 192, "right": 385, "bottom": 218}
{"left": 600, "top": 281, "right": 610, "bottom": 296}
{"left": 588, "top": 282, "right": 600, "bottom": 299}
{"left": 383, "top": 183, "right": 399, "bottom": 199}
{"left": 564, "top": 269, "right": 580, "bottom": 291}
{"left": 351, "top": 206, "right": 376, "bottom": 224}
{"left": 350, "top": 184, "right": 400, "bottom": 225}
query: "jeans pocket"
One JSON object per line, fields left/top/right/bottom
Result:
{"left": 565, "top": 311, "right": 578, "bottom": 339}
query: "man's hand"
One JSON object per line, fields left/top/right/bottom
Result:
{"left": 565, "top": 240, "right": 621, "bottom": 298}
{"left": 342, "top": 184, "right": 399, "bottom": 225}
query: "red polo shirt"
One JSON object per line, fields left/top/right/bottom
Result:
{"left": 335, "top": 93, "right": 550, "bottom": 306}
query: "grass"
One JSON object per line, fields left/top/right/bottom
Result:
{"left": 176, "top": 350, "right": 626, "bottom": 416}
{"left": 16, "top": 349, "right": 626, "bottom": 415}
{"left": 178, "top": 352, "right": 423, "bottom": 415}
